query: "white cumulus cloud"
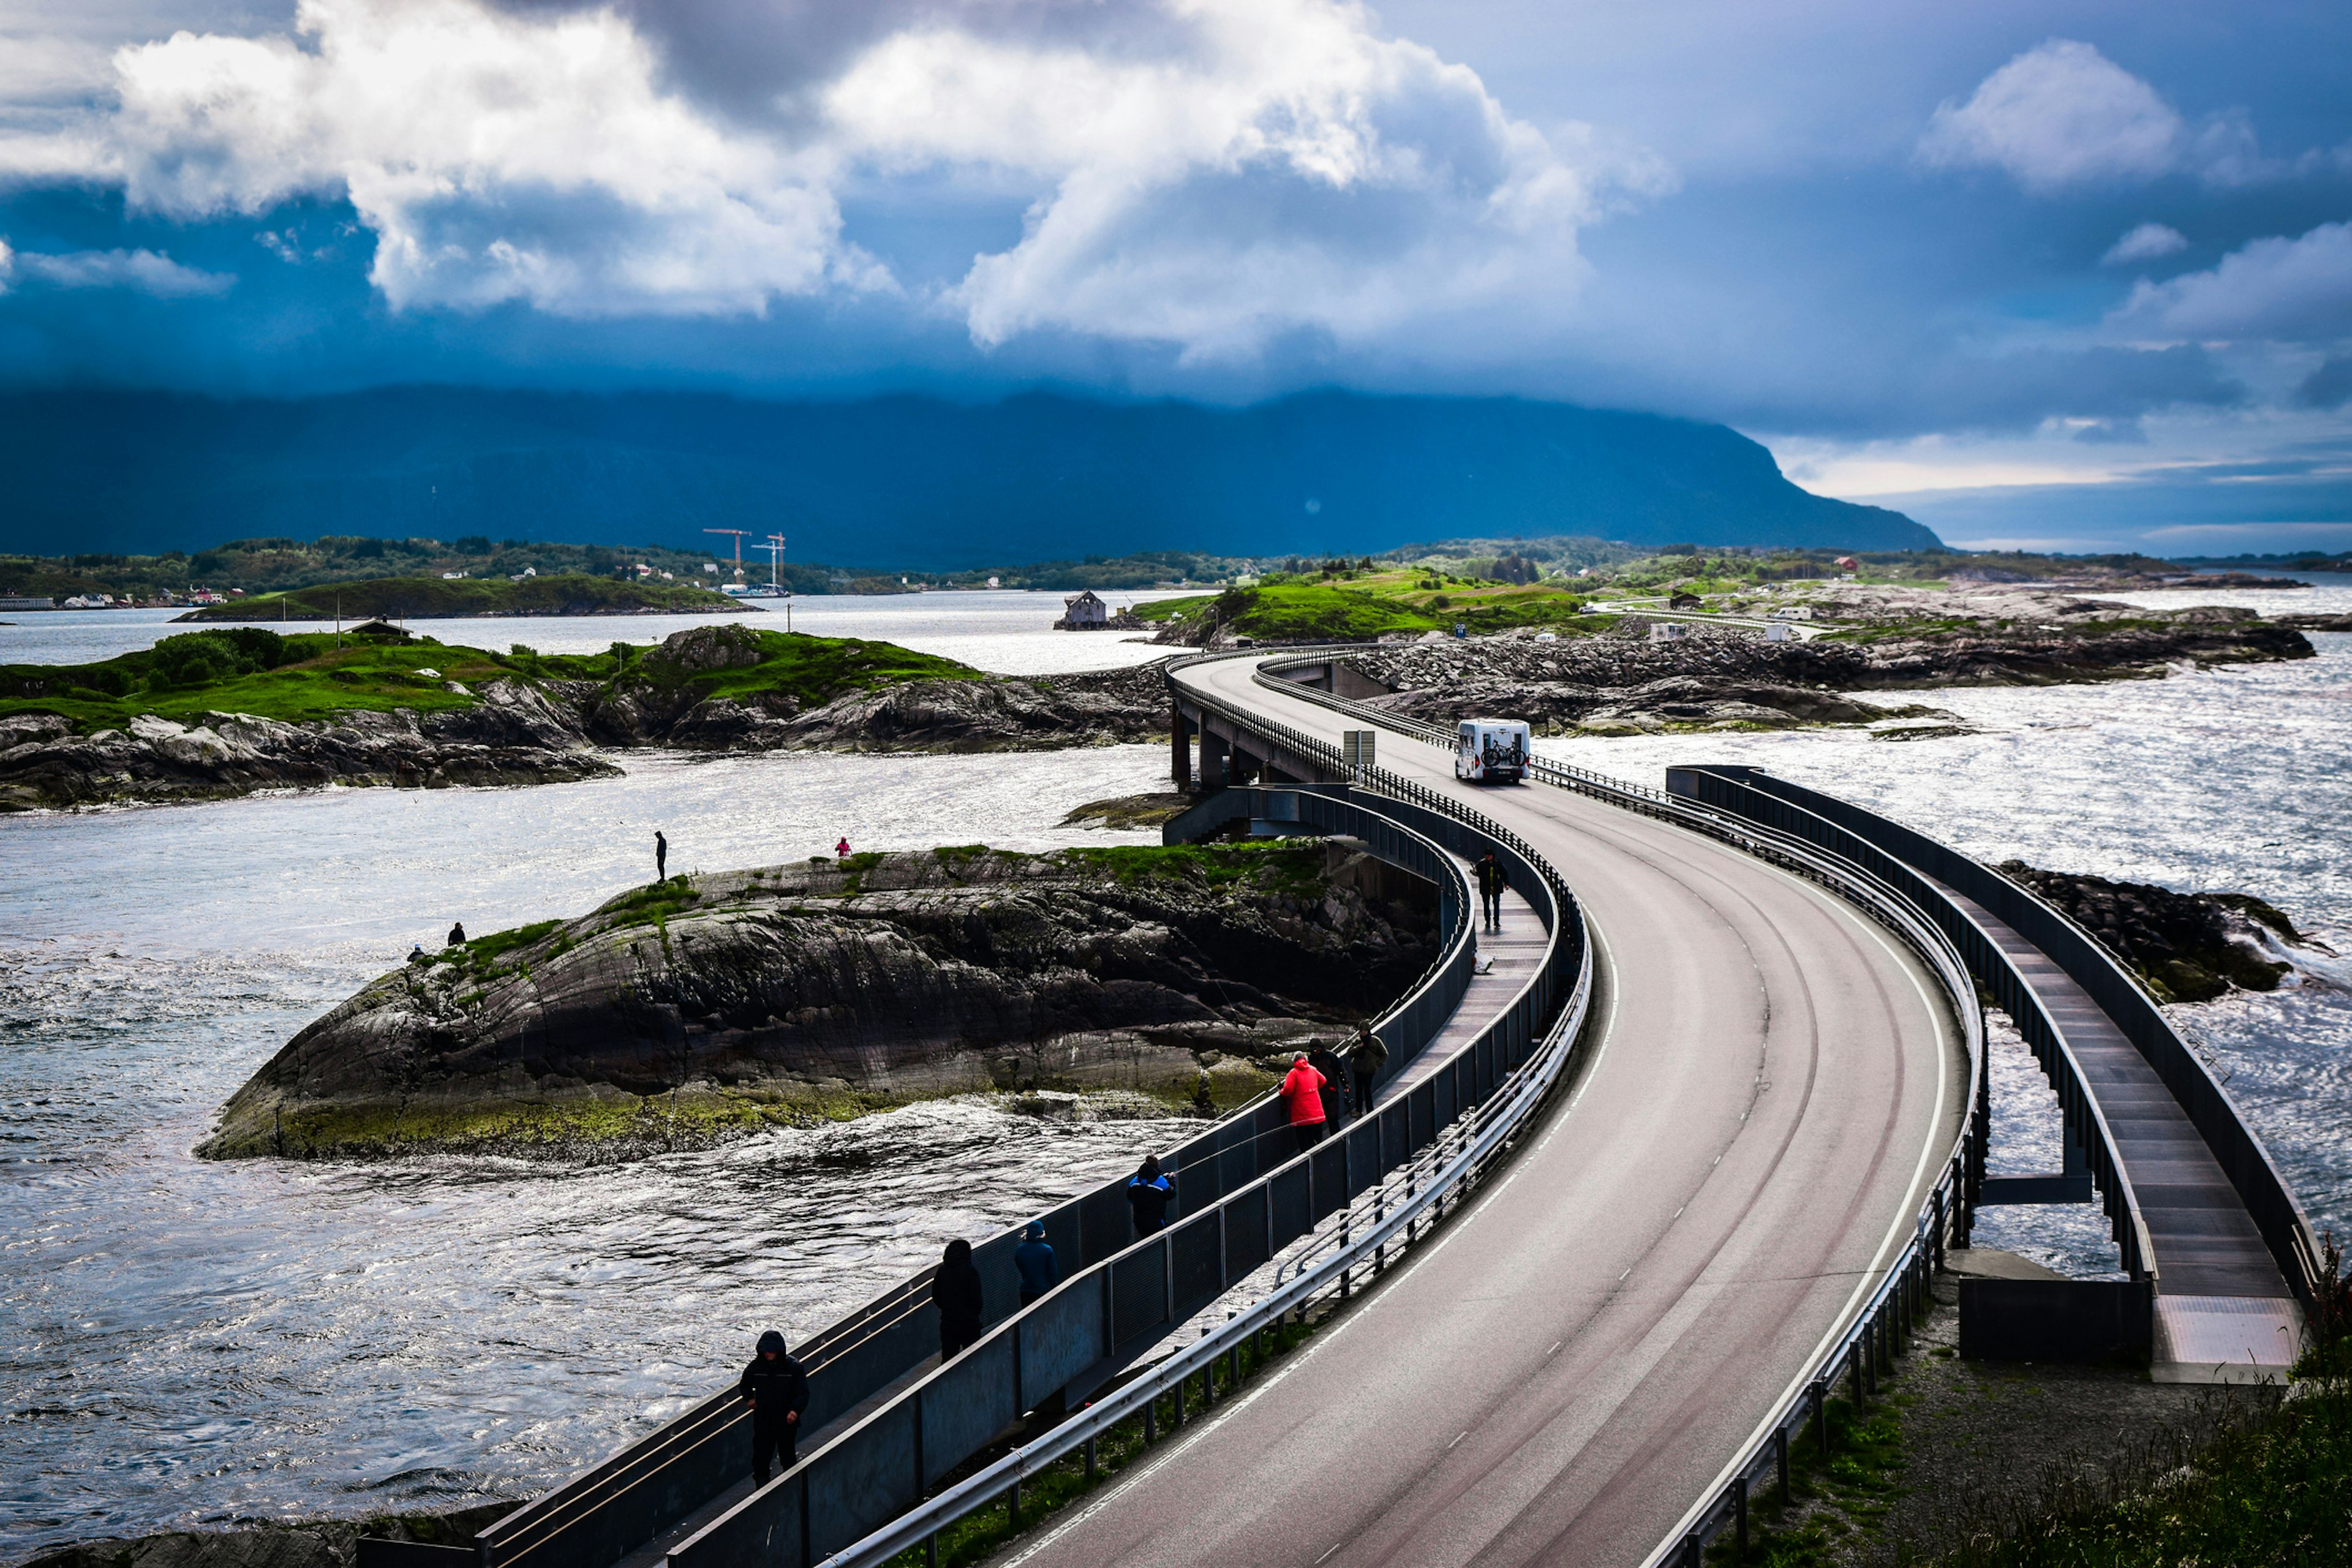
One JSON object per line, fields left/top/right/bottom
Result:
{"left": 2109, "top": 221, "right": 2352, "bottom": 343}
{"left": 825, "top": 2, "right": 1659, "bottom": 357}
{"left": 86, "top": 0, "right": 877, "bottom": 317}
{"left": 0, "top": 0, "right": 1659, "bottom": 356}
{"left": 2102, "top": 222, "right": 2187, "bottom": 266}
{"left": 1917, "top": 40, "right": 2182, "bottom": 192}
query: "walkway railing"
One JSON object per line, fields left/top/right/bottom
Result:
{"left": 472, "top": 793, "right": 1474, "bottom": 1568}
{"left": 658, "top": 768, "right": 1585, "bottom": 1568}
{"left": 1681, "top": 765, "right": 2323, "bottom": 1310}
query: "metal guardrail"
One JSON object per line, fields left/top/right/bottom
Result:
{"left": 472, "top": 791, "right": 1479, "bottom": 1568}
{"left": 1685, "top": 766, "right": 2325, "bottom": 1311}
{"left": 659, "top": 765, "right": 1584, "bottom": 1568}
{"left": 814, "top": 931, "right": 1597, "bottom": 1567}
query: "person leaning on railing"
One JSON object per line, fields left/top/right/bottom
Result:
{"left": 1126, "top": 1155, "right": 1174, "bottom": 1237}
{"left": 1279, "top": 1054, "right": 1329, "bottom": 1152}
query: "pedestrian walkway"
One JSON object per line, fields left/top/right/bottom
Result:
{"left": 1379, "top": 858, "right": 1544, "bottom": 1105}
{"left": 1934, "top": 877, "right": 2301, "bottom": 1382}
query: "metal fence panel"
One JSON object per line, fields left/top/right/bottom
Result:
{"left": 1109, "top": 1247, "right": 1168, "bottom": 1346}
{"left": 918, "top": 1338, "right": 1014, "bottom": 1487}
{"left": 1221, "top": 1191, "right": 1270, "bottom": 1278}
{"left": 807, "top": 1402, "right": 920, "bottom": 1561}
{"left": 1169, "top": 1215, "right": 1225, "bottom": 1322}
{"left": 1017, "top": 1287, "right": 1104, "bottom": 1411}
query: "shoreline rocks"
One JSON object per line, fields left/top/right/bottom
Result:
{"left": 1343, "top": 605, "right": 2313, "bottom": 734}
{"left": 0, "top": 627, "right": 1175, "bottom": 812}
{"left": 1994, "top": 861, "right": 2309, "bottom": 1003}
{"left": 200, "top": 843, "right": 1435, "bottom": 1161}
{"left": 0, "top": 689, "right": 620, "bottom": 812}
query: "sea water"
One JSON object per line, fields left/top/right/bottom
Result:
{"left": 0, "top": 590, "right": 1182, "bottom": 676}
{"left": 3, "top": 587, "right": 2346, "bottom": 1553}
{"left": 1534, "top": 582, "right": 2352, "bottom": 1280}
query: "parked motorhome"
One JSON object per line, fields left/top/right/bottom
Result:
{"left": 1455, "top": 719, "right": 1530, "bottom": 784}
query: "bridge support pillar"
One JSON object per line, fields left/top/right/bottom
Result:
{"left": 1200, "top": 731, "right": 1229, "bottom": 792}
{"left": 1171, "top": 711, "right": 1193, "bottom": 789}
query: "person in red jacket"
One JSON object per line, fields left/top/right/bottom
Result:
{"left": 1280, "top": 1054, "right": 1327, "bottom": 1153}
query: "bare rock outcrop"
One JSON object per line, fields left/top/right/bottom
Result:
{"left": 202, "top": 843, "right": 1435, "bottom": 1160}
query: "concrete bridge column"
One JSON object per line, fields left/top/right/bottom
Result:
{"left": 1171, "top": 711, "right": 1193, "bottom": 789}
{"left": 1200, "top": 730, "right": 1229, "bottom": 792}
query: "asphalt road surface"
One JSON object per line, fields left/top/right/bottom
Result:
{"left": 1005, "top": 656, "right": 1965, "bottom": 1568}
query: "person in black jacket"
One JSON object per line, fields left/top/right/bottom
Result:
{"left": 737, "top": 1329, "right": 810, "bottom": 1484}
{"left": 1476, "top": 853, "right": 1507, "bottom": 930}
{"left": 1308, "top": 1043, "right": 1350, "bottom": 1128}
{"left": 935, "top": 1238, "right": 984, "bottom": 1361}
{"left": 1126, "top": 1155, "right": 1174, "bottom": 1237}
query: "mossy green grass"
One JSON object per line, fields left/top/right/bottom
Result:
{"left": 1, "top": 625, "right": 984, "bottom": 736}
{"left": 178, "top": 571, "right": 741, "bottom": 620}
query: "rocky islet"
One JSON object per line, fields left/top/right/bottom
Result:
{"left": 201, "top": 842, "right": 1437, "bottom": 1161}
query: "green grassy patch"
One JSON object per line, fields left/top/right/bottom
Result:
{"left": 0, "top": 624, "right": 982, "bottom": 736}
{"left": 1133, "top": 575, "right": 1611, "bottom": 641}
{"left": 1059, "top": 841, "right": 1327, "bottom": 894}
{"left": 1, "top": 630, "right": 525, "bottom": 731}
{"left": 1936, "top": 1382, "right": 2351, "bottom": 1568}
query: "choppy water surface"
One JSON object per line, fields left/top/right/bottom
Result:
{"left": 0, "top": 743, "right": 1178, "bottom": 1553}
{"left": 1538, "top": 583, "right": 2352, "bottom": 1277}
{"left": 0, "top": 591, "right": 1180, "bottom": 676}
{"left": 5, "top": 587, "right": 2348, "bottom": 1553}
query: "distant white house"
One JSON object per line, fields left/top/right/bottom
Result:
{"left": 1060, "top": 590, "right": 1109, "bottom": 627}
{"left": 441, "top": 570, "right": 467, "bottom": 580}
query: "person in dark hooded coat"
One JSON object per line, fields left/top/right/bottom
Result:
{"left": 1308, "top": 1042, "right": 1350, "bottom": 1128}
{"left": 935, "top": 1238, "right": 984, "bottom": 1360}
{"left": 736, "top": 1329, "right": 810, "bottom": 1484}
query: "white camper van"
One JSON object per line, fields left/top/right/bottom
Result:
{"left": 1455, "top": 718, "right": 1531, "bottom": 784}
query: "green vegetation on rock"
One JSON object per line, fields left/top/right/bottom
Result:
{"left": 178, "top": 572, "right": 744, "bottom": 620}
{"left": 0, "top": 624, "right": 981, "bottom": 736}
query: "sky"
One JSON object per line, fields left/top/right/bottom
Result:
{"left": 1, "top": 0, "right": 2348, "bottom": 555}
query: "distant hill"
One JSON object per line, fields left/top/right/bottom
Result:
{"left": 0, "top": 386, "right": 1939, "bottom": 562}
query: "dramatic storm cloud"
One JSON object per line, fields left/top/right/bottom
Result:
{"left": 0, "top": 0, "right": 2347, "bottom": 549}
{"left": 18, "top": 0, "right": 1640, "bottom": 350}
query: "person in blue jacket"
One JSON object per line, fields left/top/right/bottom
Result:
{"left": 1014, "top": 1219, "right": 1058, "bottom": 1306}
{"left": 736, "top": 1329, "right": 809, "bottom": 1485}
{"left": 1126, "top": 1155, "right": 1174, "bottom": 1237}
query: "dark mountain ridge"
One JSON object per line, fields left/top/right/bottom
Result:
{"left": 2, "top": 386, "right": 1938, "bottom": 562}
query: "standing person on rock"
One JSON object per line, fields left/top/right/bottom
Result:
{"left": 1014, "top": 1220, "right": 1058, "bottom": 1306}
{"left": 1476, "top": 852, "right": 1507, "bottom": 930}
{"left": 1348, "top": 1026, "right": 1388, "bottom": 1117}
{"left": 1126, "top": 1154, "right": 1174, "bottom": 1238}
{"left": 447, "top": 922, "right": 466, "bottom": 947}
{"left": 736, "top": 1329, "right": 809, "bottom": 1486}
{"left": 835, "top": 837, "right": 851, "bottom": 859}
{"left": 935, "top": 1238, "right": 984, "bottom": 1362}
{"left": 1279, "top": 1054, "right": 1327, "bottom": 1153}
{"left": 655, "top": 829, "right": 667, "bottom": 883}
